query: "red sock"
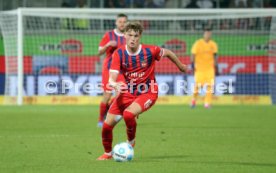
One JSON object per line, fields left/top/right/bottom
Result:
{"left": 123, "top": 111, "right": 137, "bottom": 142}
{"left": 102, "top": 122, "right": 113, "bottom": 153}
{"left": 99, "top": 102, "right": 108, "bottom": 122}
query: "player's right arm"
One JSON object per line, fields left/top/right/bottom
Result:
{"left": 98, "top": 32, "right": 117, "bottom": 56}
{"left": 108, "top": 51, "right": 125, "bottom": 92}
{"left": 108, "top": 70, "right": 119, "bottom": 89}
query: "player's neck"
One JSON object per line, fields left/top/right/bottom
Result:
{"left": 204, "top": 38, "right": 210, "bottom": 42}
{"left": 127, "top": 46, "right": 138, "bottom": 54}
{"left": 114, "top": 28, "right": 124, "bottom": 36}
{"left": 126, "top": 44, "right": 141, "bottom": 55}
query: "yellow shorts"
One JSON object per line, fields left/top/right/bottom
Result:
{"left": 194, "top": 71, "right": 215, "bottom": 85}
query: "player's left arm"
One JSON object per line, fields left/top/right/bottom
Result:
{"left": 162, "top": 48, "right": 188, "bottom": 73}
{"left": 213, "top": 41, "right": 219, "bottom": 75}
{"left": 190, "top": 41, "right": 198, "bottom": 73}
{"left": 214, "top": 53, "right": 219, "bottom": 74}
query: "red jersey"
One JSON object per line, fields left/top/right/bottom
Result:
{"left": 110, "top": 44, "right": 164, "bottom": 93}
{"left": 99, "top": 29, "right": 126, "bottom": 69}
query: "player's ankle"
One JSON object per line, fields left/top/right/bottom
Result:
{"left": 104, "top": 152, "right": 112, "bottom": 156}
{"left": 127, "top": 139, "right": 135, "bottom": 145}
{"left": 191, "top": 99, "right": 196, "bottom": 107}
{"left": 204, "top": 103, "right": 211, "bottom": 108}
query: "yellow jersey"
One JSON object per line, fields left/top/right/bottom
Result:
{"left": 191, "top": 39, "right": 218, "bottom": 72}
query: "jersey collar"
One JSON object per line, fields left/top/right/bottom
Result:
{"left": 114, "top": 29, "right": 124, "bottom": 37}
{"left": 201, "top": 38, "right": 211, "bottom": 43}
{"left": 125, "top": 44, "right": 142, "bottom": 56}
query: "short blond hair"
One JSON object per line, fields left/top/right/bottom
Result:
{"left": 124, "top": 21, "right": 143, "bottom": 34}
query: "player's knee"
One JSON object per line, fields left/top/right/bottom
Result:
{"left": 123, "top": 110, "right": 136, "bottom": 122}
{"left": 104, "top": 114, "right": 118, "bottom": 126}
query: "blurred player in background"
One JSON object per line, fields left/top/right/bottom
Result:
{"left": 190, "top": 28, "right": 218, "bottom": 108}
{"left": 97, "top": 14, "right": 128, "bottom": 127}
{"left": 97, "top": 21, "right": 188, "bottom": 160}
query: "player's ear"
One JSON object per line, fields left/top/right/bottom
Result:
{"left": 138, "top": 32, "right": 142, "bottom": 38}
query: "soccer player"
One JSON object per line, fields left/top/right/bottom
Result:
{"left": 97, "top": 14, "right": 128, "bottom": 127}
{"left": 190, "top": 28, "right": 218, "bottom": 108}
{"left": 97, "top": 21, "right": 188, "bottom": 160}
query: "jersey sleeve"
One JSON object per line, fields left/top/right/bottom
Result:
{"left": 99, "top": 32, "right": 109, "bottom": 50}
{"left": 152, "top": 46, "right": 164, "bottom": 61}
{"left": 110, "top": 51, "right": 121, "bottom": 73}
{"left": 213, "top": 41, "right": 218, "bottom": 54}
{"left": 191, "top": 41, "right": 198, "bottom": 54}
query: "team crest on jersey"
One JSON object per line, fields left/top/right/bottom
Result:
{"left": 141, "top": 60, "right": 147, "bottom": 68}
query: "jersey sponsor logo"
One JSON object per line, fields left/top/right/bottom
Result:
{"left": 127, "top": 72, "right": 145, "bottom": 79}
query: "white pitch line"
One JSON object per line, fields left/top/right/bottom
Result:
{"left": 0, "top": 134, "right": 91, "bottom": 138}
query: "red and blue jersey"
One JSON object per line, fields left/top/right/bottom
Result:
{"left": 110, "top": 44, "right": 164, "bottom": 93}
{"left": 99, "top": 29, "right": 126, "bottom": 69}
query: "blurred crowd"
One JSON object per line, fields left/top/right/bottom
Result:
{"left": 57, "top": 0, "right": 273, "bottom": 31}
{"left": 102, "top": 0, "right": 276, "bottom": 8}
{"left": 1, "top": 0, "right": 275, "bottom": 10}
{"left": 1, "top": 0, "right": 274, "bottom": 32}
{"left": 60, "top": 0, "right": 276, "bottom": 8}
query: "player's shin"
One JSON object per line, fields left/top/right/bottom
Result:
{"left": 205, "top": 85, "right": 213, "bottom": 108}
{"left": 102, "top": 122, "right": 114, "bottom": 153}
{"left": 123, "top": 110, "right": 137, "bottom": 143}
{"left": 191, "top": 84, "right": 199, "bottom": 107}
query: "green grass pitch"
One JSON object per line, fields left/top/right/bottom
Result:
{"left": 0, "top": 105, "right": 276, "bottom": 173}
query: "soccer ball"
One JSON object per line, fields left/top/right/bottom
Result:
{"left": 112, "top": 142, "right": 134, "bottom": 162}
